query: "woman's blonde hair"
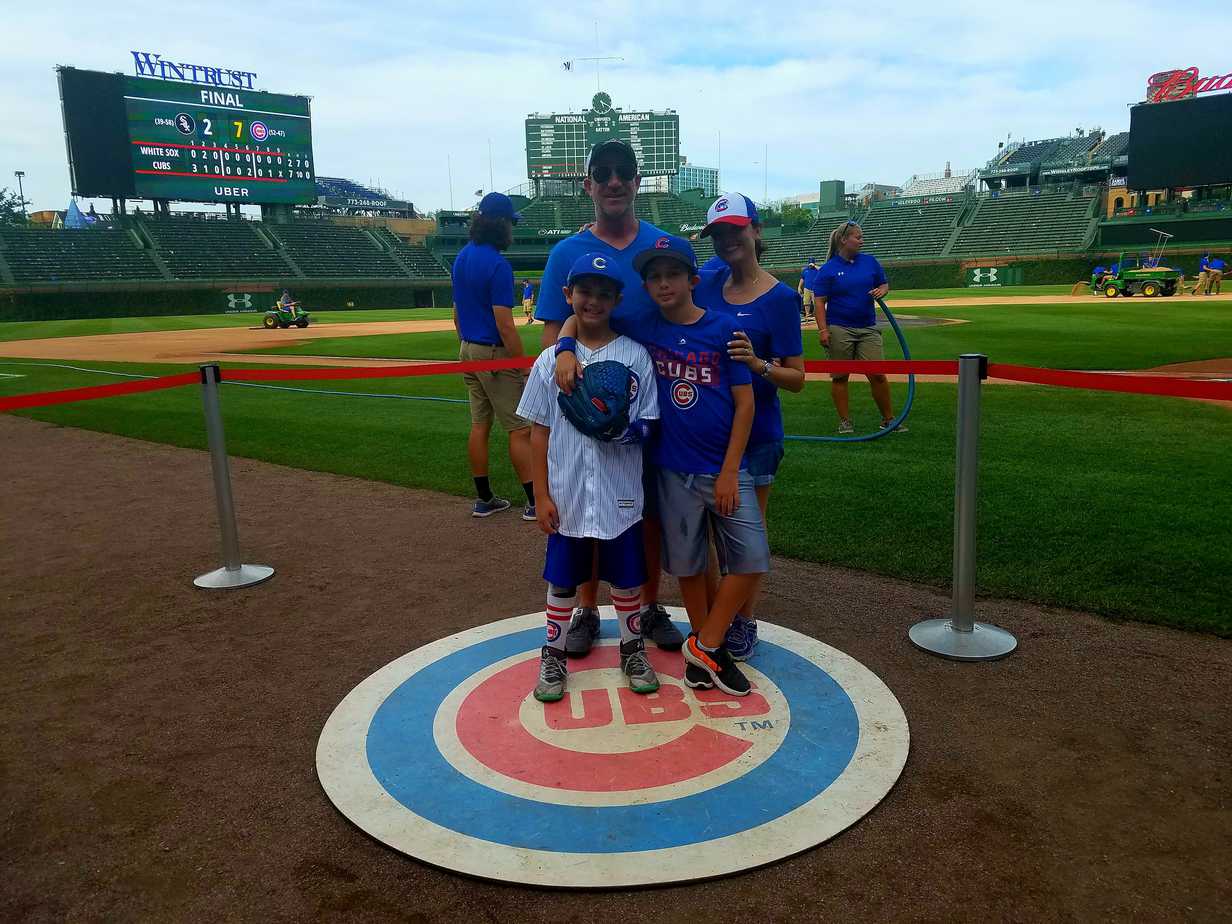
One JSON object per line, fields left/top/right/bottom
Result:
{"left": 827, "top": 221, "right": 859, "bottom": 261}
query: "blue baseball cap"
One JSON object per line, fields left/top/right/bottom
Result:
{"left": 566, "top": 252, "right": 625, "bottom": 290}
{"left": 476, "top": 192, "right": 520, "bottom": 223}
{"left": 632, "top": 235, "right": 698, "bottom": 277}
{"left": 701, "top": 193, "right": 760, "bottom": 237}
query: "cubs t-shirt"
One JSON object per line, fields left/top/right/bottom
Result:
{"left": 451, "top": 242, "right": 514, "bottom": 345}
{"left": 535, "top": 220, "right": 670, "bottom": 324}
{"left": 693, "top": 276, "right": 804, "bottom": 446}
{"left": 811, "top": 252, "right": 887, "bottom": 328}
{"left": 613, "top": 308, "right": 753, "bottom": 475}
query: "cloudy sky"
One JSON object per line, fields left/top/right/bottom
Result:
{"left": 3, "top": 1, "right": 1229, "bottom": 213}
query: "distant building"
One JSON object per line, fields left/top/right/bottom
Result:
{"left": 670, "top": 157, "right": 720, "bottom": 198}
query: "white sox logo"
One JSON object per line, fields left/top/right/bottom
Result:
{"left": 226, "top": 293, "right": 253, "bottom": 309}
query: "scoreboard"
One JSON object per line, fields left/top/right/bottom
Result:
{"left": 525, "top": 92, "right": 680, "bottom": 178}
{"left": 58, "top": 66, "right": 316, "bottom": 206}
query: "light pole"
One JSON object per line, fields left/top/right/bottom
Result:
{"left": 13, "top": 170, "right": 28, "bottom": 223}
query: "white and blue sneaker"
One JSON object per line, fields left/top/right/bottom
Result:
{"left": 724, "top": 615, "right": 758, "bottom": 662}
{"left": 472, "top": 495, "right": 511, "bottom": 518}
{"left": 522, "top": 504, "right": 537, "bottom": 522}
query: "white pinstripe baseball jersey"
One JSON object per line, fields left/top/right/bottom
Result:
{"left": 516, "top": 336, "right": 659, "bottom": 540}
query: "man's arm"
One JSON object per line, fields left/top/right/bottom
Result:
{"left": 540, "top": 319, "right": 563, "bottom": 348}
{"left": 714, "top": 384, "right": 754, "bottom": 516}
{"left": 452, "top": 304, "right": 460, "bottom": 339}
{"left": 813, "top": 295, "right": 830, "bottom": 345}
{"left": 493, "top": 307, "right": 523, "bottom": 356}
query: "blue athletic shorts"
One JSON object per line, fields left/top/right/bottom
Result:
{"left": 543, "top": 521, "right": 647, "bottom": 590}
{"left": 656, "top": 468, "right": 770, "bottom": 577}
{"left": 745, "top": 440, "right": 785, "bottom": 487}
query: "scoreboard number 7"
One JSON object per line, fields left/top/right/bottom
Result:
{"left": 233, "top": 120, "right": 244, "bottom": 139}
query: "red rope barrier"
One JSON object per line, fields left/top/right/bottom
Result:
{"left": 2, "top": 358, "right": 1229, "bottom": 413}
{"left": 988, "top": 364, "right": 1232, "bottom": 401}
{"left": 0, "top": 372, "right": 199, "bottom": 413}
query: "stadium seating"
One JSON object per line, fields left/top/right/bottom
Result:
{"left": 371, "top": 228, "right": 447, "bottom": 277}
{"left": 1093, "top": 132, "right": 1129, "bottom": 160}
{"left": 316, "top": 177, "right": 395, "bottom": 201}
{"left": 900, "top": 171, "right": 977, "bottom": 198}
{"left": 140, "top": 216, "right": 293, "bottom": 279}
{"left": 265, "top": 222, "right": 408, "bottom": 278}
{"left": 996, "top": 138, "right": 1066, "bottom": 170}
{"left": 950, "top": 190, "right": 1097, "bottom": 256}
{"left": 1042, "top": 136, "right": 1099, "bottom": 167}
{"left": 0, "top": 226, "right": 164, "bottom": 283}
{"left": 855, "top": 197, "right": 966, "bottom": 260}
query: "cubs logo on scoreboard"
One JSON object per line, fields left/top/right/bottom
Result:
{"left": 316, "top": 610, "right": 909, "bottom": 888}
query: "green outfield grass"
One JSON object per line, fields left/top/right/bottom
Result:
{"left": 0, "top": 308, "right": 454, "bottom": 343}
{"left": 2, "top": 358, "right": 1228, "bottom": 636}
{"left": 239, "top": 300, "right": 1232, "bottom": 371}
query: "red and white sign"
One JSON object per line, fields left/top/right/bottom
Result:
{"left": 1147, "top": 67, "right": 1232, "bottom": 103}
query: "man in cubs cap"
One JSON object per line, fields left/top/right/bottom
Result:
{"left": 567, "top": 252, "right": 626, "bottom": 289}
{"left": 700, "top": 193, "right": 759, "bottom": 237}
{"left": 476, "top": 191, "right": 521, "bottom": 223}
{"left": 632, "top": 235, "right": 699, "bottom": 277}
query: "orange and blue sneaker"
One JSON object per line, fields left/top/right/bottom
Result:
{"left": 683, "top": 633, "right": 750, "bottom": 697}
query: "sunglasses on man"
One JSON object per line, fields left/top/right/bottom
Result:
{"left": 589, "top": 163, "right": 636, "bottom": 183}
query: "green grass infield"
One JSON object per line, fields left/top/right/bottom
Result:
{"left": 2, "top": 357, "right": 1228, "bottom": 636}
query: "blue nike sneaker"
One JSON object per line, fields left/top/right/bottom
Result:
{"left": 724, "top": 615, "right": 758, "bottom": 661}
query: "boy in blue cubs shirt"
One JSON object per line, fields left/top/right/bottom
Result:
{"left": 555, "top": 236, "right": 770, "bottom": 696}
{"left": 516, "top": 253, "right": 662, "bottom": 703}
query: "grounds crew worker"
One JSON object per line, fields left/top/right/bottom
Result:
{"left": 451, "top": 192, "right": 536, "bottom": 520}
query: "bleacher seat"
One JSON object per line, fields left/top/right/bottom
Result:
{"left": 141, "top": 216, "right": 291, "bottom": 279}
{"left": 371, "top": 228, "right": 448, "bottom": 277}
{"left": 0, "top": 226, "right": 164, "bottom": 283}
{"left": 950, "top": 190, "right": 1097, "bottom": 256}
{"left": 266, "top": 223, "right": 409, "bottom": 278}
{"left": 854, "top": 197, "right": 966, "bottom": 260}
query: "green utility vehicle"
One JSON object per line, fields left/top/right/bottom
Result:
{"left": 262, "top": 300, "right": 310, "bottom": 329}
{"left": 1098, "top": 230, "right": 1182, "bottom": 298}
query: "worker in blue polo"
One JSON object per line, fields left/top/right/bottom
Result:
{"left": 534, "top": 139, "right": 669, "bottom": 345}
{"left": 1090, "top": 264, "right": 1108, "bottom": 293}
{"left": 799, "top": 258, "right": 820, "bottom": 319}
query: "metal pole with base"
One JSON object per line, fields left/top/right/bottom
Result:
{"left": 193, "top": 364, "right": 274, "bottom": 590}
{"left": 909, "top": 354, "right": 1016, "bottom": 660}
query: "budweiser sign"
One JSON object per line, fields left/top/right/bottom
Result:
{"left": 1147, "top": 67, "right": 1232, "bottom": 102}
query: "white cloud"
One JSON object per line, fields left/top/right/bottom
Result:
{"left": 2, "top": 0, "right": 1230, "bottom": 212}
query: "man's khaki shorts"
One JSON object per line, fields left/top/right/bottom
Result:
{"left": 801, "top": 288, "right": 815, "bottom": 308}
{"left": 825, "top": 325, "right": 883, "bottom": 377}
{"left": 522, "top": 298, "right": 534, "bottom": 314}
{"left": 459, "top": 341, "right": 529, "bottom": 431}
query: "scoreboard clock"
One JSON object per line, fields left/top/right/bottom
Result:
{"left": 525, "top": 93, "right": 680, "bottom": 179}
{"left": 58, "top": 66, "right": 316, "bottom": 206}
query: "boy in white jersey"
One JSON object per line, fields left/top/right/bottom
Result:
{"left": 516, "top": 253, "right": 662, "bottom": 701}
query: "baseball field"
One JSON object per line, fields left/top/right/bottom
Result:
{"left": 2, "top": 288, "right": 1231, "bottom": 919}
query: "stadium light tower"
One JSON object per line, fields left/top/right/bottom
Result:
{"left": 13, "top": 170, "right": 28, "bottom": 222}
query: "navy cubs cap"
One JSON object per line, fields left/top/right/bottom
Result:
{"left": 701, "top": 193, "right": 760, "bottom": 237}
{"left": 632, "top": 235, "right": 698, "bottom": 277}
{"left": 567, "top": 252, "right": 625, "bottom": 290}
{"left": 476, "top": 192, "right": 520, "bottom": 223}
{"left": 584, "top": 139, "right": 638, "bottom": 175}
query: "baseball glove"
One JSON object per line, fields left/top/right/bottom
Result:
{"left": 557, "top": 359, "right": 634, "bottom": 441}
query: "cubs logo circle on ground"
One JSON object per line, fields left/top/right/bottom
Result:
{"left": 316, "top": 609, "right": 909, "bottom": 888}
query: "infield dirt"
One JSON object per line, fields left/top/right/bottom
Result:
{"left": 2, "top": 413, "right": 1229, "bottom": 921}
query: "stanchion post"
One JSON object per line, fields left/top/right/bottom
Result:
{"left": 909, "top": 354, "right": 1016, "bottom": 660}
{"left": 193, "top": 364, "right": 274, "bottom": 590}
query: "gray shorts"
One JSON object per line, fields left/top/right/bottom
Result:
{"left": 657, "top": 468, "right": 770, "bottom": 576}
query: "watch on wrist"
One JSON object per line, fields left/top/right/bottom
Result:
{"left": 760, "top": 360, "right": 773, "bottom": 377}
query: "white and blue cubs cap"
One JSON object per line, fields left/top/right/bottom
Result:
{"left": 566, "top": 252, "right": 625, "bottom": 290}
{"left": 701, "top": 193, "right": 760, "bottom": 237}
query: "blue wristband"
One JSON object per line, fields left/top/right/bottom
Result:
{"left": 554, "top": 337, "right": 577, "bottom": 357}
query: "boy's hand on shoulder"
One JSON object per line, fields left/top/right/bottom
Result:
{"left": 555, "top": 352, "right": 582, "bottom": 395}
{"left": 714, "top": 470, "right": 740, "bottom": 516}
{"left": 537, "top": 496, "right": 560, "bottom": 535}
